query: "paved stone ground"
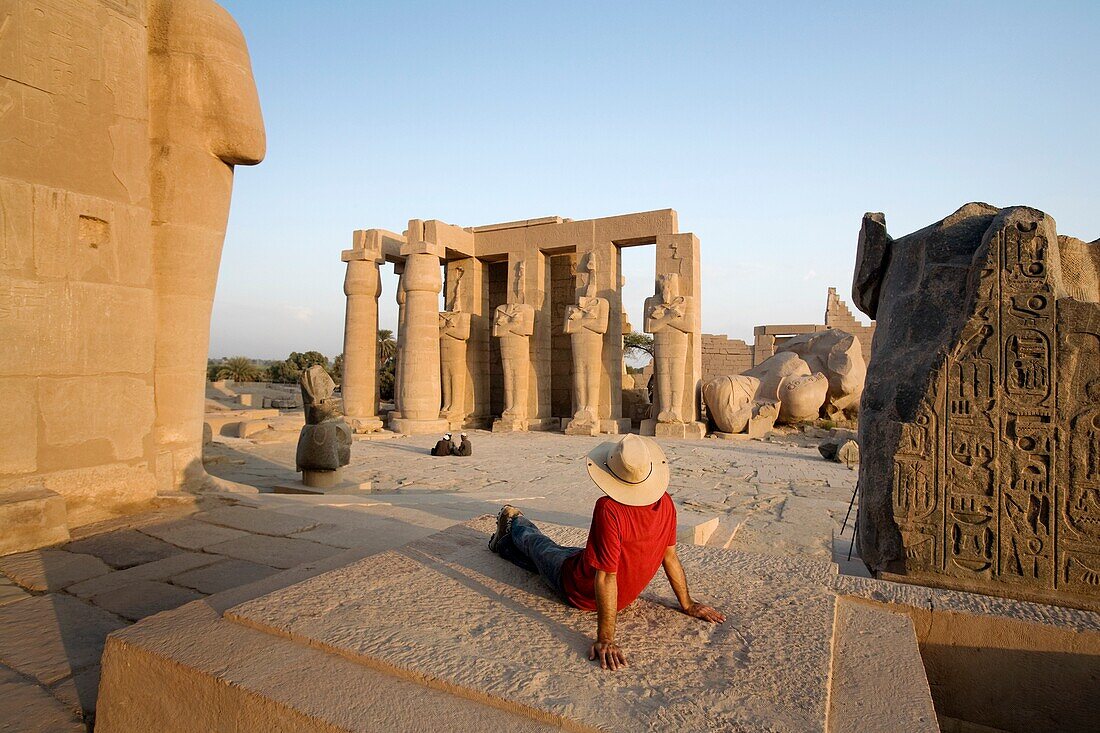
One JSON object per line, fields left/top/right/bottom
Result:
{"left": 0, "top": 427, "right": 865, "bottom": 730}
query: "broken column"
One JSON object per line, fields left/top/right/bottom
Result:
{"left": 341, "top": 230, "right": 385, "bottom": 432}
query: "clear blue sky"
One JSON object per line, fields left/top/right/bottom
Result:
{"left": 211, "top": 0, "right": 1098, "bottom": 360}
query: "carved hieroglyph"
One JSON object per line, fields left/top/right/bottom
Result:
{"left": 439, "top": 266, "right": 472, "bottom": 422}
{"left": 564, "top": 256, "right": 610, "bottom": 434}
{"left": 854, "top": 203, "right": 1100, "bottom": 611}
{"left": 644, "top": 273, "right": 697, "bottom": 424}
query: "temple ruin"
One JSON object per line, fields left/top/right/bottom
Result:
{"left": 340, "top": 211, "right": 707, "bottom": 439}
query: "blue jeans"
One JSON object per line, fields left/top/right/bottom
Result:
{"left": 499, "top": 515, "right": 582, "bottom": 600}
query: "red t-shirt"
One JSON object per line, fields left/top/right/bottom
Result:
{"left": 561, "top": 493, "right": 677, "bottom": 611}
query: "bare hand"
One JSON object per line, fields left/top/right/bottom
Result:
{"left": 685, "top": 602, "right": 726, "bottom": 624}
{"left": 588, "top": 641, "right": 628, "bottom": 671}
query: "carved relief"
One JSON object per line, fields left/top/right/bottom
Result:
{"left": 856, "top": 204, "right": 1098, "bottom": 610}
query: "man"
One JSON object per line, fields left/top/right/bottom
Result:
{"left": 488, "top": 434, "right": 725, "bottom": 671}
{"left": 454, "top": 432, "right": 473, "bottom": 457}
{"left": 430, "top": 433, "right": 453, "bottom": 456}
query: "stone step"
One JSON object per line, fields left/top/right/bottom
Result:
{"left": 0, "top": 488, "right": 70, "bottom": 557}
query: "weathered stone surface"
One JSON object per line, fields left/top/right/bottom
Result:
{"left": 0, "top": 664, "right": 85, "bottom": 733}
{"left": 825, "top": 599, "right": 937, "bottom": 732}
{"left": 0, "top": 577, "right": 30, "bottom": 608}
{"left": 0, "top": 594, "right": 126, "bottom": 684}
{"left": 64, "top": 529, "right": 184, "bottom": 569}
{"left": 206, "top": 534, "right": 342, "bottom": 569}
{"left": 89, "top": 580, "right": 204, "bottom": 622}
{"left": 227, "top": 519, "right": 841, "bottom": 732}
{"left": 0, "top": 487, "right": 70, "bottom": 556}
{"left": 295, "top": 366, "right": 352, "bottom": 472}
{"left": 49, "top": 664, "right": 102, "bottom": 717}
{"left": 170, "top": 558, "right": 280, "bottom": 595}
{"left": 775, "top": 329, "right": 866, "bottom": 419}
{"left": 194, "top": 505, "right": 319, "bottom": 537}
{"left": 66, "top": 552, "right": 221, "bottom": 598}
{"left": 853, "top": 204, "right": 1100, "bottom": 611}
{"left": 0, "top": 550, "right": 111, "bottom": 592}
{"left": 136, "top": 517, "right": 249, "bottom": 550}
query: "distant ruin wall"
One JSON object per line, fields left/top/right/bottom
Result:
{"left": 701, "top": 289, "right": 875, "bottom": 381}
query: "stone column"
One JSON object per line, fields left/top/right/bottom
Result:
{"left": 341, "top": 230, "right": 385, "bottom": 432}
{"left": 563, "top": 254, "right": 610, "bottom": 436}
{"left": 389, "top": 220, "right": 449, "bottom": 435}
{"left": 641, "top": 233, "right": 705, "bottom": 439}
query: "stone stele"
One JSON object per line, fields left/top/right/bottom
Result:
{"left": 0, "top": 0, "right": 264, "bottom": 553}
{"left": 853, "top": 203, "right": 1100, "bottom": 612}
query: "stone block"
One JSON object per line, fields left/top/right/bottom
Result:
{"left": 39, "top": 462, "right": 158, "bottom": 527}
{"left": 64, "top": 529, "right": 184, "bottom": 569}
{"left": 225, "top": 519, "right": 842, "bottom": 732}
{"left": 88, "top": 580, "right": 204, "bottom": 622}
{"left": 0, "top": 550, "right": 110, "bottom": 592}
{"left": 37, "top": 376, "right": 155, "bottom": 463}
{"left": 136, "top": 518, "right": 249, "bottom": 550}
{"left": 205, "top": 534, "right": 342, "bottom": 570}
{"left": 66, "top": 552, "right": 221, "bottom": 598}
{"left": 194, "top": 505, "right": 319, "bottom": 537}
{"left": 0, "top": 594, "right": 126, "bottom": 685}
{"left": 0, "top": 488, "right": 70, "bottom": 556}
{"left": 49, "top": 664, "right": 102, "bottom": 717}
{"left": 826, "top": 598, "right": 937, "bottom": 732}
{"left": 0, "top": 577, "right": 30, "bottom": 608}
{"left": 271, "top": 479, "right": 372, "bottom": 496}
{"left": 0, "top": 664, "right": 84, "bottom": 732}
{"left": 170, "top": 558, "right": 280, "bottom": 595}
{"left": 226, "top": 419, "right": 269, "bottom": 438}
{"left": 0, "top": 378, "right": 37, "bottom": 473}
{"left": 641, "top": 420, "right": 707, "bottom": 439}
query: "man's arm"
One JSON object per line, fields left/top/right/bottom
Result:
{"left": 662, "top": 545, "right": 726, "bottom": 623}
{"left": 588, "top": 570, "right": 627, "bottom": 671}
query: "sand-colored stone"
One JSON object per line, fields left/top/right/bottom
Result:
{"left": 89, "top": 580, "right": 205, "bottom": 622}
{"left": 0, "top": 577, "right": 30, "bottom": 608}
{"left": 341, "top": 230, "right": 387, "bottom": 432}
{"left": 0, "top": 594, "right": 126, "bottom": 685}
{"left": 0, "top": 488, "right": 70, "bottom": 556}
{"left": 206, "top": 534, "right": 343, "bottom": 569}
{"left": 563, "top": 255, "right": 610, "bottom": 436}
{"left": 0, "top": 0, "right": 264, "bottom": 552}
{"left": 222, "top": 519, "right": 930, "bottom": 732}
{"left": 170, "top": 558, "right": 280, "bottom": 595}
{"left": 64, "top": 529, "right": 184, "bottom": 569}
{"left": 66, "top": 552, "right": 222, "bottom": 598}
{"left": 776, "top": 329, "right": 866, "bottom": 419}
{"left": 136, "top": 517, "right": 249, "bottom": 550}
{"left": 195, "top": 505, "right": 319, "bottom": 537}
{"left": 854, "top": 204, "right": 1100, "bottom": 611}
{"left": 645, "top": 273, "right": 703, "bottom": 431}
{"left": 0, "top": 550, "right": 111, "bottom": 592}
{"left": 0, "top": 664, "right": 84, "bottom": 733}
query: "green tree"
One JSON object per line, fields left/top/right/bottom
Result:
{"left": 215, "top": 356, "right": 262, "bottom": 382}
{"left": 377, "top": 329, "right": 397, "bottom": 362}
{"left": 265, "top": 360, "right": 300, "bottom": 384}
{"left": 287, "top": 350, "right": 329, "bottom": 371}
{"left": 623, "top": 331, "right": 654, "bottom": 359}
{"left": 331, "top": 353, "right": 344, "bottom": 384}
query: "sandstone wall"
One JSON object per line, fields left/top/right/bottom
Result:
{"left": 0, "top": 0, "right": 159, "bottom": 528}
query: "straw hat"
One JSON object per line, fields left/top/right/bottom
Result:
{"left": 585, "top": 435, "right": 670, "bottom": 506}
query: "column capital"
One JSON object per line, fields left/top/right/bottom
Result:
{"left": 342, "top": 229, "right": 386, "bottom": 263}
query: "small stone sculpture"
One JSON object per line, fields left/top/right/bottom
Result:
{"left": 645, "top": 273, "right": 697, "bottom": 424}
{"left": 493, "top": 261, "right": 535, "bottom": 430}
{"left": 818, "top": 429, "right": 859, "bottom": 468}
{"left": 564, "top": 255, "right": 610, "bottom": 435}
{"left": 295, "top": 365, "right": 352, "bottom": 488}
{"left": 701, "top": 374, "right": 779, "bottom": 437}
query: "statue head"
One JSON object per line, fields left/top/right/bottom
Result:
{"left": 656, "top": 272, "right": 680, "bottom": 302}
{"left": 581, "top": 253, "right": 598, "bottom": 299}
{"left": 300, "top": 365, "right": 342, "bottom": 425}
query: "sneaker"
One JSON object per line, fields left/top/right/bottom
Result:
{"left": 488, "top": 505, "right": 522, "bottom": 553}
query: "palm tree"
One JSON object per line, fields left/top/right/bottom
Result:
{"left": 378, "top": 329, "right": 398, "bottom": 362}
{"left": 215, "top": 356, "right": 261, "bottom": 382}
